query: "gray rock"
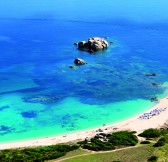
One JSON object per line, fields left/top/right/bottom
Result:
{"left": 77, "top": 37, "right": 108, "bottom": 52}
{"left": 74, "top": 42, "right": 78, "bottom": 45}
{"left": 74, "top": 58, "right": 86, "bottom": 65}
{"left": 78, "top": 41, "right": 87, "bottom": 48}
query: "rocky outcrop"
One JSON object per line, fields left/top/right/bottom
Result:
{"left": 77, "top": 37, "right": 108, "bottom": 53}
{"left": 74, "top": 58, "right": 86, "bottom": 65}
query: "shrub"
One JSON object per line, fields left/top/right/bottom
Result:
{"left": 82, "top": 138, "right": 115, "bottom": 151}
{"left": 160, "top": 128, "right": 168, "bottom": 136}
{"left": 0, "top": 144, "right": 79, "bottom": 161}
{"left": 138, "top": 129, "right": 160, "bottom": 138}
{"left": 140, "top": 140, "right": 151, "bottom": 144}
{"left": 77, "top": 141, "right": 87, "bottom": 145}
{"left": 131, "top": 131, "right": 137, "bottom": 134}
{"left": 99, "top": 133, "right": 107, "bottom": 137}
{"left": 153, "top": 138, "right": 166, "bottom": 147}
{"left": 148, "top": 155, "right": 158, "bottom": 161}
{"left": 164, "top": 134, "right": 168, "bottom": 143}
{"left": 108, "top": 131, "right": 138, "bottom": 146}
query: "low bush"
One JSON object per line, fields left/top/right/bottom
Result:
{"left": 82, "top": 138, "right": 115, "bottom": 151}
{"left": 77, "top": 141, "right": 87, "bottom": 145}
{"left": 131, "top": 131, "right": 137, "bottom": 134}
{"left": 138, "top": 129, "right": 161, "bottom": 138}
{"left": 0, "top": 144, "right": 79, "bottom": 162}
{"left": 79, "top": 131, "right": 138, "bottom": 151}
{"left": 164, "top": 134, "right": 168, "bottom": 143}
{"left": 108, "top": 131, "right": 138, "bottom": 146}
{"left": 148, "top": 155, "right": 158, "bottom": 161}
{"left": 153, "top": 137, "right": 166, "bottom": 147}
{"left": 160, "top": 128, "right": 168, "bottom": 136}
{"left": 140, "top": 140, "right": 151, "bottom": 144}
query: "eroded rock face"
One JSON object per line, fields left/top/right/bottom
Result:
{"left": 77, "top": 37, "right": 108, "bottom": 53}
{"left": 74, "top": 58, "right": 86, "bottom": 65}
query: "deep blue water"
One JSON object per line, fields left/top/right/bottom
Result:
{"left": 0, "top": 0, "right": 168, "bottom": 142}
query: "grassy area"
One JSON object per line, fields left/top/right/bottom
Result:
{"left": 49, "top": 128, "right": 168, "bottom": 162}
{"left": 49, "top": 149, "right": 89, "bottom": 162}
{"left": 0, "top": 144, "right": 79, "bottom": 161}
{"left": 153, "top": 144, "right": 168, "bottom": 161}
{"left": 0, "top": 129, "right": 167, "bottom": 162}
{"left": 77, "top": 131, "right": 138, "bottom": 151}
{"left": 58, "top": 144, "right": 168, "bottom": 162}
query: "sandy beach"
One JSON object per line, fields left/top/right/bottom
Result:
{"left": 0, "top": 96, "right": 168, "bottom": 150}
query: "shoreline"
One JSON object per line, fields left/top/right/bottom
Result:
{"left": 0, "top": 96, "right": 168, "bottom": 150}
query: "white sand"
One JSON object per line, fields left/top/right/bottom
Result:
{"left": 0, "top": 97, "right": 168, "bottom": 150}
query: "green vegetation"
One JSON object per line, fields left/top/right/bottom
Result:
{"left": 82, "top": 138, "right": 115, "bottom": 151}
{"left": 140, "top": 140, "right": 151, "bottom": 144}
{"left": 153, "top": 137, "right": 166, "bottom": 147}
{"left": 108, "top": 131, "right": 138, "bottom": 146}
{"left": 160, "top": 128, "right": 168, "bottom": 136}
{"left": 148, "top": 155, "right": 158, "bottom": 161}
{"left": 1, "top": 129, "right": 168, "bottom": 162}
{"left": 0, "top": 144, "right": 79, "bottom": 162}
{"left": 50, "top": 129, "right": 168, "bottom": 162}
{"left": 59, "top": 145, "right": 156, "bottom": 162}
{"left": 164, "top": 134, "right": 168, "bottom": 143}
{"left": 138, "top": 128, "right": 168, "bottom": 139}
{"left": 49, "top": 149, "right": 88, "bottom": 162}
{"left": 56, "top": 144, "right": 168, "bottom": 162}
{"left": 78, "top": 131, "right": 138, "bottom": 151}
{"left": 138, "top": 128, "right": 161, "bottom": 138}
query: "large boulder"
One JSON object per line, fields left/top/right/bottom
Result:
{"left": 77, "top": 37, "right": 108, "bottom": 53}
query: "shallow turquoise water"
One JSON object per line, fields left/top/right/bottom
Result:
{"left": 0, "top": 0, "right": 168, "bottom": 142}
{"left": 0, "top": 94, "right": 154, "bottom": 142}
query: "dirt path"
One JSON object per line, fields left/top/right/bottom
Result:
{"left": 54, "top": 145, "right": 140, "bottom": 162}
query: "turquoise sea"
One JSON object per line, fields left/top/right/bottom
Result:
{"left": 0, "top": 0, "right": 168, "bottom": 142}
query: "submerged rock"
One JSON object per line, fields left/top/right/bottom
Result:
{"left": 146, "top": 73, "right": 156, "bottom": 76}
{"left": 74, "top": 58, "right": 86, "bottom": 65}
{"left": 77, "top": 37, "right": 108, "bottom": 53}
{"left": 151, "top": 97, "right": 158, "bottom": 102}
{"left": 74, "top": 42, "right": 78, "bottom": 45}
{"left": 104, "top": 36, "right": 109, "bottom": 39}
{"left": 152, "top": 83, "right": 159, "bottom": 86}
{"left": 69, "top": 65, "right": 76, "bottom": 69}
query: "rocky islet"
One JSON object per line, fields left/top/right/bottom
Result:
{"left": 70, "top": 37, "right": 109, "bottom": 68}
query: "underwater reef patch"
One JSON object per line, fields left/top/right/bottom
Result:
{"left": 21, "top": 111, "right": 37, "bottom": 118}
{"left": 0, "top": 105, "right": 10, "bottom": 111}
{"left": 0, "top": 125, "right": 15, "bottom": 135}
{"left": 23, "top": 94, "right": 64, "bottom": 104}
